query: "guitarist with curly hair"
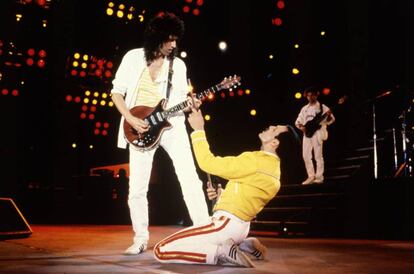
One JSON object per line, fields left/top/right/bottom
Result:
{"left": 111, "top": 12, "right": 209, "bottom": 255}
{"left": 295, "top": 87, "right": 335, "bottom": 185}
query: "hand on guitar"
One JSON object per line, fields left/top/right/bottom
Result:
{"left": 183, "top": 93, "right": 202, "bottom": 112}
{"left": 187, "top": 108, "right": 205, "bottom": 131}
{"left": 206, "top": 182, "right": 222, "bottom": 201}
{"left": 126, "top": 115, "right": 149, "bottom": 133}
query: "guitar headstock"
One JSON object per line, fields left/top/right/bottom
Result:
{"left": 218, "top": 75, "right": 241, "bottom": 90}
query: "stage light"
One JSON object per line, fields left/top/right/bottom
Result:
{"left": 229, "top": 91, "right": 234, "bottom": 97}
{"left": 96, "top": 122, "right": 101, "bottom": 128}
{"left": 272, "top": 18, "right": 283, "bottom": 26}
{"left": 183, "top": 6, "right": 190, "bottom": 13}
{"left": 108, "top": 101, "right": 114, "bottom": 107}
{"left": 94, "top": 129, "right": 100, "bottom": 135}
{"left": 100, "top": 100, "right": 106, "bottom": 106}
{"left": 207, "top": 93, "right": 214, "bottom": 100}
{"left": 218, "top": 41, "right": 227, "bottom": 52}
{"left": 72, "top": 61, "right": 79, "bottom": 67}
{"left": 102, "top": 93, "right": 108, "bottom": 99}
{"left": 81, "top": 62, "right": 87, "bottom": 69}
{"left": 104, "top": 70, "right": 112, "bottom": 78}
{"left": 26, "top": 58, "right": 34, "bottom": 66}
{"left": 103, "top": 122, "right": 109, "bottom": 128}
{"left": 27, "top": 48, "right": 35, "bottom": 56}
{"left": 193, "top": 8, "right": 200, "bottom": 16}
{"left": 220, "top": 92, "right": 225, "bottom": 98}
{"left": 92, "top": 99, "right": 98, "bottom": 105}
{"left": 322, "top": 87, "right": 331, "bottom": 95}
{"left": 250, "top": 109, "right": 257, "bottom": 116}
{"left": 79, "top": 71, "right": 86, "bottom": 77}
{"left": 204, "top": 114, "right": 210, "bottom": 121}
{"left": 82, "top": 54, "right": 88, "bottom": 61}
{"left": 85, "top": 90, "right": 91, "bottom": 96}
{"left": 237, "top": 89, "right": 244, "bottom": 96}
{"left": 102, "top": 130, "right": 108, "bottom": 136}
{"left": 83, "top": 98, "right": 89, "bottom": 104}
{"left": 245, "top": 89, "right": 251, "bottom": 95}
{"left": 2, "top": 89, "right": 8, "bottom": 95}
{"left": 72, "top": 143, "right": 77, "bottom": 148}
{"left": 37, "top": 59, "right": 45, "bottom": 68}
{"left": 89, "top": 113, "right": 95, "bottom": 120}
{"left": 65, "top": 95, "right": 72, "bottom": 102}
{"left": 93, "top": 92, "right": 99, "bottom": 97}
{"left": 38, "top": 50, "right": 46, "bottom": 58}
{"left": 81, "top": 105, "right": 88, "bottom": 112}
{"left": 321, "top": 31, "right": 326, "bottom": 36}
{"left": 269, "top": 54, "right": 274, "bottom": 59}
{"left": 292, "top": 68, "right": 300, "bottom": 75}
{"left": 106, "top": 61, "right": 113, "bottom": 68}
{"left": 42, "top": 20, "right": 47, "bottom": 28}
{"left": 89, "top": 145, "right": 94, "bottom": 149}
{"left": 90, "top": 106, "right": 97, "bottom": 112}
{"left": 16, "top": 14, "right": 22, "bottom": 22}
{"left": 74, "top": 96, "right": 81, "bottom": 103}
{"left": 12, "top": 89, "right": 19, "bottom": 96}
{"left": 277, "top": 0, "right": 285, "bottom": 9}
{"left": 180, "top": 51, "right": 187, "bottom": 58}
{"left": 294, "top": 44, "right": 299, "bottom": 49}
{"left": 295, "top": 92, "right": 302, "bottom": 99}
{"left": 117, "top": 10, "right": 124, "bottom": 18}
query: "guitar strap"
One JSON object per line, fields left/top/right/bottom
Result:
{"left": 165, "top": 58, "right": 174, "bottom": 100}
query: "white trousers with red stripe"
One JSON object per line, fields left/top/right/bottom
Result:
{"left": 154, "top": 210, "right": 250, "bottom": 265}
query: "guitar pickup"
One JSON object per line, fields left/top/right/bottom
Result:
{"left": 156, "top": 112, "right": 163, "bottom": 122}
{"left": 150, "top": 115, "right": 157, "bottom": 125}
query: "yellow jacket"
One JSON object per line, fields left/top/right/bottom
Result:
{"left": 191, "top": 130, "right": 281, "bottom": 221}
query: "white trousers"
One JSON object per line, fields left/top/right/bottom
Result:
{"left": 128, "top": 121, "right": 210, "bottom": 244}
{"left": 154, "top": 210, "right": 250, "bottom": 265}
{"left": 302, "top": 132, "right": 324, "bottom": 179}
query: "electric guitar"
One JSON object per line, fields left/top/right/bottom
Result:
{"left": 124, "top": 75, "right": 241, "bottom": 151}
{"left": 304, "top": 96, "right": 347, "bottom": 138}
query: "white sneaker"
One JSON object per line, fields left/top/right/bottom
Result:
{"left": 239, "top": 237, "right": 267, "bottom": 260}
{"left": 217, "top": 239, "right": 255, "bottom": 268}
{"left": 301, "top": 177, "right": 315, "bottom": 185}
{"left": 124, "top": 242, "right": 147, "bottom": 255}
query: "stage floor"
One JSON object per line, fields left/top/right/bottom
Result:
{"left": 1, "top": 225, "right": 413, "bottom": 273}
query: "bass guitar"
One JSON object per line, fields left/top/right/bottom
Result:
{"left": 304, "top": 96, "right": 347, "bottom": 138}
{"left": 124, "top": 75, "right": 241, "bottom": 150}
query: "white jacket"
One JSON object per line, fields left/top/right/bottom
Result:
{"left": 111, "top": 48, "right": 189, "bottom": 149}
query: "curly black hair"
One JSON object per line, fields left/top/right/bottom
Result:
{"left": 143, "top": 12, "right": 185, "bottom": 63}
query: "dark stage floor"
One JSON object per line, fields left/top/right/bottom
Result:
{"left": 1, "top": 225, "right": 414, "bottom": 273}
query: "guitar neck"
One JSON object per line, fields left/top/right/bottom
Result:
{"left": 163, "top": 84, "right": 221, "bottom": 117}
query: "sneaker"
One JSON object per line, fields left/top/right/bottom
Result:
{"left": 239, "top": 237, "right": 267, "bottom": 260}
{"left": 124, "top": 242, "right": 147, "bottom": 255}
{"left": 301, "top": 177, "right": 315, "bottom": 185}
{"left": 217, "top": 239, "right": 255, "bottom": 268}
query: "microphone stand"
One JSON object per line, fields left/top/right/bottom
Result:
{"left": 373, "top": 104, "right": 378, "bottom": 179}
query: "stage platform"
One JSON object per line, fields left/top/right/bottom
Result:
{"left": 1, "top": 225, "right": 413, "bottom": 273}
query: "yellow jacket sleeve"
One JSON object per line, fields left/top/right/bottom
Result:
{"left": 190, "top": 130, "right": 257, "bottom": 179}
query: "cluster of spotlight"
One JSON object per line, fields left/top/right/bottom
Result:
{"left": 70, "top": 52, "right": 114, "bottom": 79}
{"left": 106, "top": 1, "right": 145, "bottom": 23}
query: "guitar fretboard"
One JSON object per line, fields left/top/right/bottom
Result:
{"left": 162, "top": 85, "right": 221, "bottom": 118}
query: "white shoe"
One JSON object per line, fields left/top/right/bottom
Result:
{"left": 239, "top": 237, "right": 267, "bottom": 260}
{"left": 217, "top": 239, "right": 255, "bottom": 268}
{"left": 301, "top": 177, "right": 315, "bottom": 185}
{"left": 124, "top": 242, "right": 147, "bottom": 255}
